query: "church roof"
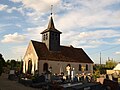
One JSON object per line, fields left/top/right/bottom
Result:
{"left": 41, "top": 16, "right": 62, "bottom": 34}
{"left": 31, "top": 40, "right": 93, "bottom": 63}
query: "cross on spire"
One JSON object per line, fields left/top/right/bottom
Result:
{"left": 51, "top": 5, "right": 53, "bottom": 15}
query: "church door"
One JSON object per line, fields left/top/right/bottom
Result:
{"left": 43, "top": 63, "right": 48, "bottom": 72}
{"left": 28, "top": 60, "right": 32, "bottom": 74}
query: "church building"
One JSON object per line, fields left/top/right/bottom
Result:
{"left": 23, "top": 14, "right": 94, "bottom": 75}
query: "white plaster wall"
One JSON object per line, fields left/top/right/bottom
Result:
{"left": 38, "top": 60, "right": 93, "bottom": 75}
{"left": 23, "top": 41, "right": 38, "bottom": 74}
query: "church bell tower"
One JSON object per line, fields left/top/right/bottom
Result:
{"left": 41, "top": 13, "right": 62, "bottom": 51}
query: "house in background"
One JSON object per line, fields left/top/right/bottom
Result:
{"left": 23, "top": 14, "right": 94, "bottom": 75}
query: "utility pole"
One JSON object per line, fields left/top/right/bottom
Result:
{"left": 100, "top": 52, "right": 101, "bottom": 65}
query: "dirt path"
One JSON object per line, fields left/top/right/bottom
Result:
{"left": 0, "top": 73, "right": 41, "bottom": 90}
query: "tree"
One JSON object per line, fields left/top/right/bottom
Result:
{"left": 0, "top": 53, "right": 5, "bottom": 76}
{"left": 106, "top": 59, "right": 117, "bottom": 69}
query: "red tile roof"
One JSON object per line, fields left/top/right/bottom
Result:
{"left": 31, "top": 40, "right": 93, "bottom": 63}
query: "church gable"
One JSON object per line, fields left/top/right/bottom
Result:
{"left": 23, "top": 40, "right": 38, "bottom": 61}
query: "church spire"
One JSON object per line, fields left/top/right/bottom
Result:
{"left": 47, "top": 16, "right": 55, "bottom": 29}
{"left": 47, "top": 5, "right": 55, "bottom": 29}
{"left": 41, "top": 5, "right": 61, "bottom": 34}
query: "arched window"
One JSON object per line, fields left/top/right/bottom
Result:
{"left": 66, "top": 64, "right": 71, "bottom": 67}
{"left": 66, "top": 64, "right": 71, "bottom": 76}
{"left": 43, "top": 34, "right": 45, "bottom": 40}
{"left": 79, "top": 64, "right": 82, "bottom": 71}
{"left": 86, "top": 64, "right": 88, "bottom": 71}
{"left": 28, "top": 60, "right": 32, "bottom": 74}
{"left": 46, "top": 34, "right": 48, "bottom": 40}
{"left": 43, "top": 63, "right": 48, "bottom": 72}
{"left": 66, "top": 64, "right": 71, "bottom": 70}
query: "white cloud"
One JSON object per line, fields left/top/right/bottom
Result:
{"left": 56, "top": 9, "right": 120, "bottom": 32}
{"left": 25, "top": 26, "right": 45, "bottom": 41}
{"left": 118, "top": 39, "right": 120, "bottom": 42}
{"left": 12, "top": 0, "right": 61, "bottom": 22}
{"left": 9, "top": 0, "right": 120, "bottom": 29}
{"left": 60, "top": 29, "right": 120, "bottom": 49}
{"left": 1, "top": 32, "right": 26, "bottom": 43}
{"left": 7, "top": 7, "right": 25, "bottom": 15}
{"left": 15, "top": 24, "right": 22, "bottom": 27}
{"left": 115, "top": 52, "right": 120, "bottom": 55}
{"left": 79, "top": 30, "right": 120, "bottom": 39}
{"left": 9, "top": 0, "right": 22, "bottom": 3}
{"left": 20, "top": 0, "right": 60, "bottom": 13}
{"left": 115, "top": 39, "right": 120, "bottom": 44}
{"left": 0, "top": 4, "right": 8, "bottom": 11}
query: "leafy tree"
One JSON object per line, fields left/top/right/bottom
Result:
{"left": 0, "top": 53, "right": 5, "bottom": 76}
{"left": 106, "top": 59, "right": 117, "bottom": 69}
{"left": 20, "top": 60, "right": 23, "bottom": 74}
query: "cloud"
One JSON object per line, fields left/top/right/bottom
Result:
{"left": 79, "top": 30, "right": 120, "bottom": 39}
{"left": 56, "top": 8, "right": 120, "bottom": 32}
{"left": 25, "top": 26, "right": 45, "bottom": 41}
{"left": 1, "top": 32, "right": 26, "bottom": 43}
{"left": 22, "top": 0, "right": 60, "bottom": 12}
{"left": 9, "top": 0, "right": 22, "bottom": 3}
{"left": 9, "top": 0, "right": 120, "bottom": 29}
{"left": 60, "top": 29, "right": 120, "bottom": 49}
{"left": 118, "top": 39, "right": 120, "bottom": 42}
{"left": 9, "top": 0, "right": 61, "bottom": 22}
{"left": 15, "top": 24, "right": 22, "bottom": 27}
{"left": 115, "top": 52, "right": 120, "bottom": 55}
{"left": 7, "top": 7, "right": 25, "bottom": 15}
{"left": 0, "top": 4, "right": 8, "bottom": 11}
{"left": 115, "top": 39, "right": 120, "bottom": 44}
{"left": 52, "top": 0, "right": 120, "bottom": 32}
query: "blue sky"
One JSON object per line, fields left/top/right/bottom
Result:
{"left": 0, "top": 0, "right": 120, "bottom": 64}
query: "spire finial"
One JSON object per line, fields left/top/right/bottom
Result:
{"left": 51, "top": 5, "right": 53, "bottom": 15}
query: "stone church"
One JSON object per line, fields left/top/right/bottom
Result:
{"left": 23, "top": 15, "right": 94, "bottom": 75}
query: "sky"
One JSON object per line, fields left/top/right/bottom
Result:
{"left": 0, "top": 0, "right": 120, "bottom": 64}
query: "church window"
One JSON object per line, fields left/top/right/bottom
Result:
{"left": 66, "top": 64, "right": 71, "bottom": 67}
{"left": 46, "top": 34, "right": 48, "bottom": 40}
{"left": 43, "top": 34, "right": 45, "bottom": 40}
{"left": 86, "top": 64, "right": 88, "bottom": 71}
{"left": 79, "top": 64, "right": 82, "bottom": 71}
{"left": 43, "top": 63, "right": 48, "bottom": 72}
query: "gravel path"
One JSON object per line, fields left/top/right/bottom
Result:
{"left": 0, "top": 73, "right": 41, "bottom": 90}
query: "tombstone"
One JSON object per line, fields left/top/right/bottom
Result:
{"left": 10, "top": 70, "right": 15, "bottom": 74}
{"left": 8, "top": 70, "right": 16, "bottom": 80}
